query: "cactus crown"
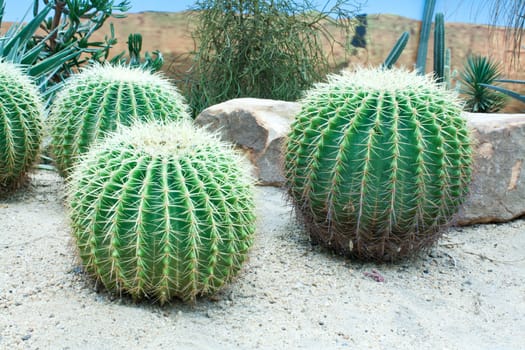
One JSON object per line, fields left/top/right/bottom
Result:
{"left": 285, "top": 67, "right": 472, "bottom": 261}
{"left": 320, "top": 67, "right": 457, "bottom": 94}
{"left": 67, "top": 64, "right": 174, "bottom": 85}
{"left": 49, "top": 64, "right": 191, "bottom": 176}
{"left": 0, "top": 61, "right": 43, "bottom": 190}
{"left": 68, "top": 121, "right": 256, "bottom": 303}
{"left": 124, "top": 121, "right": 214, "bottom": 156}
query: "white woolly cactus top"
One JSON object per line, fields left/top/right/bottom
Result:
{"left": 73, "top": 63, "right": 175, "bottom": 86}
{"left": 125, "top": 121, "right": 229, "bottom": 156}
{"left": 84, "top": 120, "right": 249, "bottom": 162}
{"left": 316, "top": 67, "right": 459, "bottom": 101}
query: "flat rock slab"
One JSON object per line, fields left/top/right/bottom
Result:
{"left": 195, "top": 98, "right": 300, "bottom": 185}
{"left": 196, "top": 99, "right": 525, "bottom": 225}
{"left": 457, "top": 113, "right": 525, "bottom": 225}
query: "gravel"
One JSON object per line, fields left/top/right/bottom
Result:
{"left": 1, "top": 170, "right": 524, "bottom": 349}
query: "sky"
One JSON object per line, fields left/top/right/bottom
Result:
{"left": 3, "top": 0, "right": 494, "bottom": 25}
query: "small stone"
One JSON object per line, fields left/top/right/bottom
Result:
{"left": 70, "top": 266, "right": 83, "bottom": 275}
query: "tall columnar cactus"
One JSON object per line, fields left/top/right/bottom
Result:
{"left": 416, "top": 0, "right": 436, "bottom": 74}
{"left": 444, "top": 48, "right": 453, "bottom": 89}
{"left": 48, "top": 64, "right": 191, "bottom": 176}
{"left": 0, "top": 62, "right": 43, "bottom": 190}
{"left": 433, "top": 12, "right": 445, "bottom": 83}
{"left": 284, "top": 67, "right": 472, "bottom": 261}
{"left": 382, "top": 31, "right": 410, "bottom": 69}
{"left": 68, "top": 121, "right": 256, "bottom": 303}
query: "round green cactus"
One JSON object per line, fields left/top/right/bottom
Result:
{"left": 284, "top": 67, "right": 472, "bottom": 261}
{"left": 48, "top": 64, "right": 191, "bottom": 176}
{"left": 0, "top": 62, "right": 43, "bottom": 190}
{"left": 68, "top": 121, "right": 256, "bottom": 303}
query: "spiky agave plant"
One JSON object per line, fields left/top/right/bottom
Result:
{"left": 284, "top": 67, "right": 472, "bottom": 261}
{"left": 68, "top": 121, "right": 256, "bottom": 303}
{"left": 48, "top": 64, "right": 191, "bottom": 176}
{"left": 0, "top": 61, "right": 43, "bottom": 191}
{"left": 459, "top": 55, "right": 507, "bottom": 113}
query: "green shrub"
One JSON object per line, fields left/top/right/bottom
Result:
{"left": 0, "top": 61, "right": 43, "bottom": 191}
{"left": 68, "top": 121, "right": 256, "bottom": 303}
{"left": 284, "top": 67, "right": 472, "bottom": 261}
{"left": 185, "top": 0, "right": 361, "bottom": 115}
{"left": 48, "top": 64, "right": 190, "bottom": 176}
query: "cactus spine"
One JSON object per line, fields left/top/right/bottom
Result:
{"left": 0, "top": 62, "right": 43, "bottom": 190}
{"left": 48, "top": 64, "right": 191, "bottom": 176}
{"left": 284, "top": 67, "right": 472, "bottom": 261}
{"left": 68, "top": 121, "right": 256, "bottom": 303}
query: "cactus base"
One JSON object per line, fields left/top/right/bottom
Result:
{"left": 294, "top": 205, "right": 445, "bottom": 261}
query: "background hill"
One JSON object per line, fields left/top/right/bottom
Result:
{"left": 91, "top": 11, "right": 524, "bottom": 110}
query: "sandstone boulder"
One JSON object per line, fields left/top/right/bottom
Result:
{"left": 457, "top": 113, "right": 525, "bottom": 225}
{"left": 195, "top": 98, "right": 301, "bottom": 185}
{"left": 197, "top": 99, "right": 525, "bottom": 225}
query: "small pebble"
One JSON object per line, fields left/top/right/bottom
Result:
{"left": 70, "top": 266, "right": 83, "bottom": 274}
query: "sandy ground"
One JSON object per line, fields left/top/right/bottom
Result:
{"left": 1, "top": 170, "right": 524, "bottom": 350}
